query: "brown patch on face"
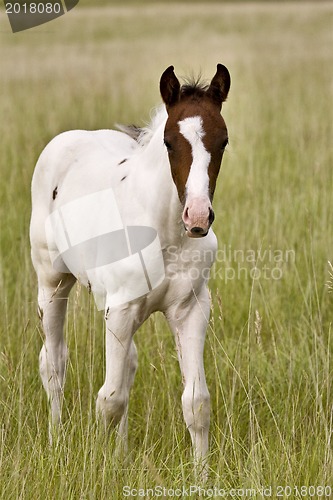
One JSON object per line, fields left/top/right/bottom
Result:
{"left": 164, "top": 100, "right": 193, "bottom": 203}
{"left": 200, "top": 99, "right": 229, "bottom": 199}
{"left": 164, "top": 96, "right": 228, "bottom": 203}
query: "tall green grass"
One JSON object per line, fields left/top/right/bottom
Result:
{"left": 0, "top": 2, "right": 332, "bottom": 497}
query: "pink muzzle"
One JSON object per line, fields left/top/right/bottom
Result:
{"left": 182, "top": 198, "right": 215, "bottom": 238}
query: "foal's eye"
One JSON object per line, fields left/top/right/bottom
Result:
{"left": 221, "top": 138, "right": 229, "bottom": 150}
{"left": 164, "top": 139, "right": 172, "bottom": 151}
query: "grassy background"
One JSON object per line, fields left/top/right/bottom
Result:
{"left": 0, "top": 1, "right": 332, "bottom": 497}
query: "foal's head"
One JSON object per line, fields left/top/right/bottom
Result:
{"left": 160, "top": 64, "right": 230, "bottom": 237}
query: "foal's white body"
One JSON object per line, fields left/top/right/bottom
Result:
{"left": 30, "top": 65, "right": 230, "bottom": 474}
{"left": 30, "top": 108, "right": 215, "bottom": 458}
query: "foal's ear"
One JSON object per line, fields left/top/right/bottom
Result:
{"left": 206, "top": 64, "right": 231, "bottom": 109}
{"left": 160, "top": 66, "right": 181, "bottom": 109}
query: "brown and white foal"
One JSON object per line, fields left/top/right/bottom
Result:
{"left": 30, "top": 64, "right": 230, "bottom": 477}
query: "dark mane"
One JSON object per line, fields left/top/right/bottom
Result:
{"left": 180, "top": 76, "right": 209, "bottom": 99}
{"left": 118, "top": 76, "right": 209, "bottom": 142}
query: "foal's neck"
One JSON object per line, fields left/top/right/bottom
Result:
{"left": 140, "top": 119, "right": 184, "bottom": 247}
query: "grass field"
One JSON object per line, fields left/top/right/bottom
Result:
{"left": 0, "top": 1, "right": 332, "bottom": 498}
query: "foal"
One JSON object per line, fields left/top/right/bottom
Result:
{"left": 30, "top": 64, "right": 230, "bottom": 473}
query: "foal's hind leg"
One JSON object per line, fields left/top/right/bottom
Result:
{"left": 35, "top": 256, "right": 75, "bottom": 430}
{"left": 116, "top": 340, "right": 138, "bottom": 455}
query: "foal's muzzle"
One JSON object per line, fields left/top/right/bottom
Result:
{"left": 182, "top": 199, "right": 215, "bottom": 238}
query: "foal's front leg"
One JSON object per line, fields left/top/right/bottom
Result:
{"left": 166, "top": 286, "right": 211, "bottom": 477}
{"left": 96, "top": 304, "right": 139, "bottom": 453}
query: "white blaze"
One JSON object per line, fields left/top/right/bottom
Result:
{"left": 178, "top": 116, "right": 211, "bottom": 199}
